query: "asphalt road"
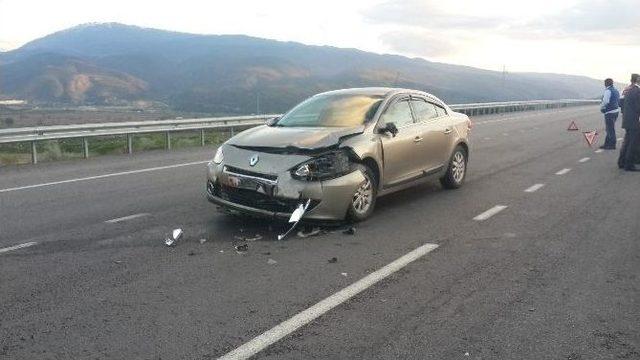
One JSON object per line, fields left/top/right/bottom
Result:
{"left": 1, "top": 106, "right": 638, "bottom": 359}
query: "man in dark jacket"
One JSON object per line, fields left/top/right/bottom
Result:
{"left": 618, "top": 74, "right": 640, "bottom": 171}
{"left": 600, "top": 78, "right": 620, "bottom": 149}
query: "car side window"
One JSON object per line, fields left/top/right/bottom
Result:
{"left": 380, "top": 100, "right": 414, "bottom": 127}
{"left": 411, "top": 99, "right": 439, "bottom": 122}
{"left": 434, "top": 104, "right": 447, "bottom": 117}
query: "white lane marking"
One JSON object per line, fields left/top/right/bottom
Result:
{"left": 219, "top": 243, "right": 440, "bottom": 360}
{"left": 473, "top": 205, "right": 508, "bottom": 221}
{"left": 105, "top": 213, "right": 151, "bottom": 224}
{"left": 579, "top": 157, "right": 591, "bottom": 163}
{"left": 0, "top": 161, "right": 209, "bottom": 193}
{"left": 556, "top": 168, "right": 572, "bottom": 175}
{"left": 595, "top": 149, "right": 604, "bottom": 153}
{"left": 0, "top": 241, "right": 37, "bottom": 254}
{"left": 524, "top": 184, "right": 545, "bottom": 193}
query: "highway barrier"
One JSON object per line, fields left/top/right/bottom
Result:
{"left": 0, "top": 99, "right": 599, "bottom": 164}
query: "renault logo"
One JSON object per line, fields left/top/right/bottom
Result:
{"left": 249, "top": 154, "right": 259, "bottom": 166}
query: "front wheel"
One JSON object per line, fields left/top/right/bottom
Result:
{"left": 440, "top": 146, "right": 467, "bottom": 189}
{"left": 346, "top": 164, "right": 378, "bottom": 222}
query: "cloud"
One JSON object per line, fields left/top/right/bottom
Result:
{"left": 365, "top": 0, "right": 639, "bottom": 45}
{"left": 379, "top": 30, "right": 456, "bottom": 58}
{"left": 364, "top": 0, "right": 502, "bottom": 30}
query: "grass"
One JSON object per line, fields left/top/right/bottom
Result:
{"left": 0, "top": 128, "right": 237, "bottom": 166}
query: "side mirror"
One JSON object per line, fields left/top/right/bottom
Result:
{"left": 265, "top": 117, "right": 280, "bottom": 127}
{"left": 379, "top": 122, "right": 399, "bottom": 137}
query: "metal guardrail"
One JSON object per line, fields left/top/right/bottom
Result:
{"left": 0, "top": 100, "right": 598, "bottom": 164}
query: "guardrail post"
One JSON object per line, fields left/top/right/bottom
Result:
{"left": 230, "top": 126, "right": 235, "bottom": 137}
{"left": 127, "top": 134, "right": 133, "bottom": 154}
{"left": 82, "top": 137, "right": 89, "bottom": 159}
{"left": 31, "top": 141, "right": 37, "bottom": 164}
{"left": 165, "top": 131, "right": 171, "bottom": 150}
{"left": 200, "top": 129, "right": 205, "bottom": 146}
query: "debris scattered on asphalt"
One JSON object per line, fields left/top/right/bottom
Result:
{"left": 245, "top": 234, "right": 263, "bottom": 242}
{"left": 199, "top": 238, "right": 207, "bottom": 244}
{"left": 343, "top": 226, "right": 356, "bottom": 235}
{"left": 328, "top": 257, "right": 338, "bottom": 264}
{"left": 164, "top": 228, "right": 183, "bottom": 247}
{"left": 235, "top": 243, "right": 248, "bottom": 254}
{"left": 188, "top": 251, "right": 197, "bottom": 256}
{"left": 278, "top": 199, "right": 311, "bottom": 240}
{"left": 464, "top": 352, "right": 470, "bottom": 356}
{"left": 113, "top": 260, "right": 123, "bottom": 264}
{"left": 528, "top": 308, "right": 536, "bottom": 312}
{"left": 297, "top": 226, "right": 322, "bottom": 238}
{"left": 341, "top": 272, "right": 348, "bottom": 277}
{"left": 219, "top": 250, "right": 224, "bottom": 253}
{"left": 267, "top": 258, "right": 278, "bottom": 265}
{"left": 262, "top": 252, "right": 271, "bottom": 256}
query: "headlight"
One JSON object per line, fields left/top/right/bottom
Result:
{"left": 213, "top": 147, "right": 224, "bottom": 164}
{"left": 291, "top": 150, "right": 351, "bottom": 181}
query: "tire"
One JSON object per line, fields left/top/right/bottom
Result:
{"left": 440, "top": 145, "right": 467, "bottom": 189}
{"left": 346, "top": 164, "right": 378, "bottom": 222}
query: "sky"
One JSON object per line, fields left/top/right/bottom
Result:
{"left": 0, "top": 0, "right": 638, "bottom": 82}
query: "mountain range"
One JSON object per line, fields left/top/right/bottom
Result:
{"left": 0, "top": 23, "right": 606, "bottom": 115}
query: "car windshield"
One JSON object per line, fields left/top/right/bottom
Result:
{"left": 276, "top": 94, "right": 383, "bottom": 127}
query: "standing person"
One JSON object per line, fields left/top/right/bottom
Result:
{"left": 618, "top": 74, "right": 640, "bottom": 171}
{"left": 600, "top": 78, "right": 620, "bottom": 149}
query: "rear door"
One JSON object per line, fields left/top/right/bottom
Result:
{"left": 410, "top": 97, "right": 454, "bottom": 172}
{"left": 378, "top": 97, "right": 425, "bottom": 186}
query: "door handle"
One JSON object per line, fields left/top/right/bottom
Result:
{"left": 413, "top": 136, "right": 423, "bottom": 143}
{"left": 443, "top": 128, "right": 453, "bottom": 134}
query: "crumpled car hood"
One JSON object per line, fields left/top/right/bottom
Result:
{"left": 227, "top": 125, "right": 365, "bottom": 151}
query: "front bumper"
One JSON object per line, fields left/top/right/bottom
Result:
{"left": 206, "top": 160, "right": 365, "bottom": 221}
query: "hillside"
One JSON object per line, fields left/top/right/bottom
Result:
{"left": 0, "top": 23, "right": 605, "bottom": 114}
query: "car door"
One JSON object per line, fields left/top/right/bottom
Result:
{"left": 378, "top": 97, "right": 425, "bottom": 187}
{"left": 410, "top": 97, "right": 454, "bottom": 172}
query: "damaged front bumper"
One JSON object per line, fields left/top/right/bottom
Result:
{"left": 206, "top": 159, "right": 365, "bottom": 221}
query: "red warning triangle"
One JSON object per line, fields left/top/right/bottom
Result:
{"left": 583, "top": 130, "right": 598, "bottom": 147}
{"left": 567, "top": 121, "right": 579, "bottom": 131}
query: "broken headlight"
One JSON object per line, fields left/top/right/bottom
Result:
{"left": 213, "top": 147, "right": 224, "bottom": 164}
{"left": 291, "top": 150, "right": 351, "bottom": 181}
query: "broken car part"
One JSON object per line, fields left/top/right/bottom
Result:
{"left": 277, "top": 199, "right": 311, "bottom": 240}
{"left": 164, "top": 228, "right": 183, "bottom": 246}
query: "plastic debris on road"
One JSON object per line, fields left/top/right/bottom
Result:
{"left": 328, "top": 257, "right": 338, "bottom": 264}
{"left": 341, "top": 272, "right": 348, "bottom": 277}
{"left": 343, "top": 226, "right": 356, "bottom": 235}
{"left": 245, "top": 234, "right": 263, "bottom": 242}
{"left": 199, "top": 238, "right": 207, "bottom": 244}
{"left": 297, "top": 226, "right": 321, "bottom": 238}
{"left": 235, "top": 243, "right": 248, "bottom": 254}
{"left": 164, "top": 228, "right": 183, "bottom": 247}
{"left": 278, "top": 199, "right": 311, "bottom": 240}
{"left": 267, "top": 258, "right": 278, "bottom": 265}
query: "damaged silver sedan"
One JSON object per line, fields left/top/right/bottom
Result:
{"left": 206, "top": 87, "right": 471, "bottom": 221}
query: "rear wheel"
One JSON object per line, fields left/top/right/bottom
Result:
{"left": 346, "top": 164, "right": 378, "bottom": 222}
{"left": 440, "top": 146, "right": 467, "bottom": 189}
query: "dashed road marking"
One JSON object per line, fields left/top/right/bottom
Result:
{"left": 218, "top": 242, "right": 440, "bottom": 360}
{"left": 556, "top": 168, "right": 572, "bottom": 175}
{"left": 0, "top": 242, "right": 37, "bottom": 254}
{"left": 0, "top": 161, "right": 209, "bottom": 193}
{"left": 105, "top": 213, "right": 151, "bottom": 224}
{"left": 524, "top": 184, "right": 545, "bottom": 193}
{"left": 579, "top": 157, "right": 591, "bottom": 163}
{"left": 473, "top": 205, "right": 508, "bottom": 221}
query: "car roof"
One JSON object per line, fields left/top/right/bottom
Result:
{"left": 316, "top": 87, "right": 430, "bottom": 98}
